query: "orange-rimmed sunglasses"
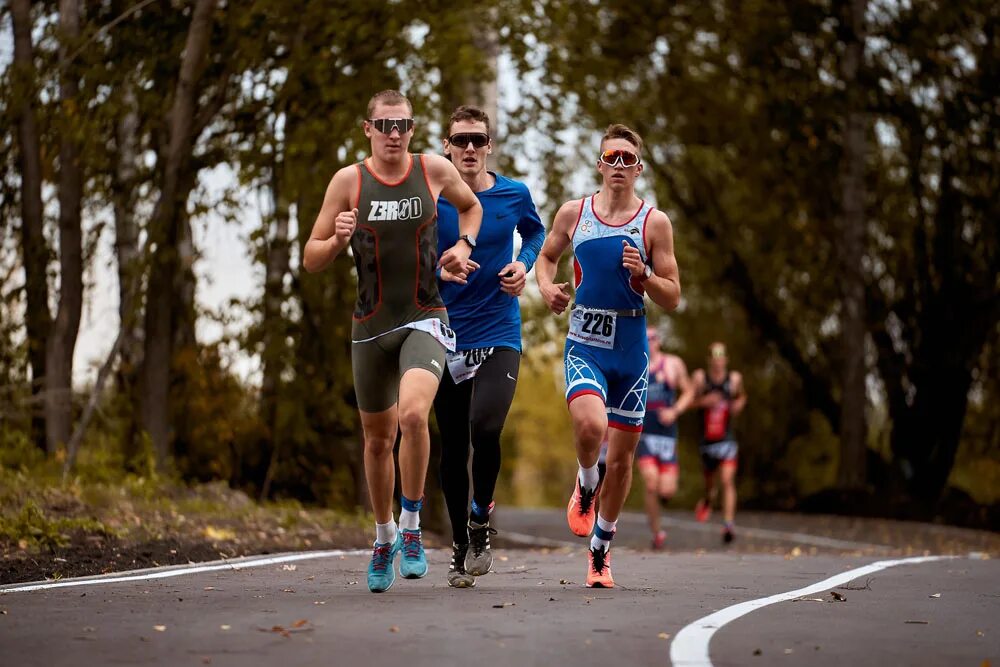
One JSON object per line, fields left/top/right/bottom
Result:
{"left": 599, "top": 149, "right": 640, "bottom": 168}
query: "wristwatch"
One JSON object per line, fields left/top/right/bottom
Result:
{"left": 640, "top": 264, "right": 653, "bottom": 281}
{"left": 459, "top": 234, "right": 477, "bottom": 249}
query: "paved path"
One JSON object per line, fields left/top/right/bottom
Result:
{"left": 1, "top": 509, "right": 997, "bottom": 667}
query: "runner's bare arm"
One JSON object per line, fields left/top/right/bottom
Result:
{"left": 425, "top": 154, "right": 482, "bottom": 275}
{"left": 641, "top": 209, "right": 681, "bottom": 311}
{"left": 730, "top": 371, "right": 747, "bottom": 415}
{"left": 535, "top": 199, "right": 580, "bottom": 314}
{"left": 673, "top": 357, "right": 696, "bottom": 415}
{"left": 303, "top": 166, "right": 358, "bottom": 273}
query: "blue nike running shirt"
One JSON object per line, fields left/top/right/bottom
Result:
{"left": 438, "top": 173, "right": 545, "bottom": 351}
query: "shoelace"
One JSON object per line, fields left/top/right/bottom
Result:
{"left": 578, "top": 485, "right": 597, "bottom": 515}
{"left": 591, "top": 547, "right": 608, "bottom": 575}
{"left": 469, "top": 525, "right": 497, "bottom": 557}
{"left": 402, "top": 531, "right": 423, "bottom": 559}
{"left": 371, "top": 543, "right": 392, "bottom": 573}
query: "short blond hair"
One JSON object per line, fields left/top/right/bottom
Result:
{"left": 367, "top": 90, "right": 412, "bottom": 118}
{"left": 601, "top": 123, "right": 643, "bottom": 154}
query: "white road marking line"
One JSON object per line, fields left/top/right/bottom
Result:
{"left": 0, "top": 549, "right": 371, "bottom": 593}
{"left": 669, "top": 555, "right": 956, "bottom": 667}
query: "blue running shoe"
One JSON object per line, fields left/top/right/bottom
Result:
{"left": 399, "top": 528, "right": 428, "bottom": 579}
{"left": 367, "top": 534, "right": 401, "bottom": 593}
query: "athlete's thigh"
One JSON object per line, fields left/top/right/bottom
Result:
{"left": 564, "top": 341, "right": 609, "bottom": 404}
{"left": 398, "top": 330, "right": 445, "bottom": 417}
{"left": 605, "top": 332, "right": 649, "bottom": 432}
{"left": 637, "top": 455, "right": 660, "bottom": 489}
{"left": 469, "top": 347, "right": 521, "bottom": 427}
{"left": 352, "top": 331, "right": 405, "bottom": 413}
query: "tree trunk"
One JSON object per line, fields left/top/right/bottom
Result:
{"left": 45, "top": 0, "right": 85, "bottom": 454}
{"left": 259, "top": 153, "right": 292, "bottom": 500}
{"left": 112, "top": 80, "right": 144, "bottom": 466}
{"left": 835, "top": 0, "right": 869, "bottom": 490}
{"left": 11, "top": 0, "right": 52, "bottom": 453}
{"left": 139, "top": 0, "right": 217, "bottom": 466}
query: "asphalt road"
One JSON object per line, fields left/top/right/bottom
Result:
{"left": 1, "top": 508, "right": 997, "bottom": 667}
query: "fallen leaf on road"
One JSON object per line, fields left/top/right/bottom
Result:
{"left": 389, "top": 626, "right": 399, "bottom": 633}
{"left": 220, "top": 625, "right": 231, "bottom": 631}
{"left": 203, "top": 587, "right": 216, "bottom": 591}
{"left": 559, "top": 579, "right": 574, "bottom": 585}
{"left": 498, "top": 556, "right": 509, "bottom": 562}
{"left": 153, "top": 625, "right": 166, "bottom": 632}
{"left": 202, "top": 658, "right": 211, "bottom": 665}
{"left": 905, "top": 620, "right": 930, "bottom": 625}
{"left": 658, "top": 633, "right": 671, "bottom": 640}
{"left": 293, "top": 620, "right": 308, "bottom": 628}
{"left": 548, "top": 597, "right": 557, "bottom": 602}
{"left": 492, "top": 602, "right": 516, "bottom": 608}
{"left": 282, "top": 588, "right": 295, "bottom": 593}
{"left": 281, "top": 564, "right": 297, "bottom": 571}
{"left": 976, "top": 630, "right": 984, "bottom": 637}
{"left": 784, "top": 649, "right": 794, "bottom": 654}
{"left": 929, "top": 593, "right": 941, "bottom": 598}
{"left": 830, "top": 591, "right": 846, "bottom": 602}
{"left": 0, "top": 610, "right": 7, "bottom": 615}
{"left": 753, "top": 649, "right": 762, "bottom": 656}
{"left": 313, "top": 601, "right": 327, "bottom": 605}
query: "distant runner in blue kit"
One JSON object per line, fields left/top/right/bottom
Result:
{"left": 638, "top": 326, "right": 694, "bottom": 550}
{"left": 535, "top": 123, "right": 681, "bottom": 588}
{"left": 433, "top": 105, "right": 545, "bottom": 588}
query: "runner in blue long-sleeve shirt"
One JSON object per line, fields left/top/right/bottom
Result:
{"left": 434, "top": 105, "right": 545, "bottom": 588}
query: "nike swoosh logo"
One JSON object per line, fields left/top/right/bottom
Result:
{"left": 507, "top": 372, "right": 517, "bottom": 381}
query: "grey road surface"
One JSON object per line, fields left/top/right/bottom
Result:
{"left": 1, "top": 509, "right": 997, "bottom": 667}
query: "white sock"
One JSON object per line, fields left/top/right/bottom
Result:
{"left": 375, "top": 520, "right": 397, "bottom": 545}
{"left": 590, "top": 514, "right": 617, "bottom": 551}
{"left": 399, "top": 508, "right": 420, "bottom": 531}
{"left": 578, "top": 461, "right": 600, "bottom": 491}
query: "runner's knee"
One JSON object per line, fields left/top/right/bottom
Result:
{"left": 365, "top": 433, "right": 395, "bottom": 457}
{"left": 397, "top": 403, "right": 429, "bottom": 435}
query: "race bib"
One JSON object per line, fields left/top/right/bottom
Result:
{"left": 446, "top": 346, "right": 495, "bottom": 383}
{"left": 567, "top": 307, "right": 617, "bottom": 350}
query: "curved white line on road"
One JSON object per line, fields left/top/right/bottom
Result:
{"left": 0, "top": 548, "right": 370, "bottom": 594}
{"left": 669, "top": 555, "right": 956, "bottom": 667}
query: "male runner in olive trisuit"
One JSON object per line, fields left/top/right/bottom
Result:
{"left": 304, "top": 90, "right": 482, "bottom": 593}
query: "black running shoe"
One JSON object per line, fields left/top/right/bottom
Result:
{"left": 466, "top": 520, "right": 497, "bottom": 576}
{"left": 448, "top": 543, "right": 475, "bottom": 588}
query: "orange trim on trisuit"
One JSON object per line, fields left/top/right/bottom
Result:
{"left": 364, "top": 154, "right": 414, "bottom": 187}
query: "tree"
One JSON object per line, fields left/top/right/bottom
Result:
{"left": 10, "top": 0, "right": 51, "bottom": 452}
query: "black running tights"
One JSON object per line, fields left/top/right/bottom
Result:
{"left": 434, "top": 347, "right": 520, "bottom": 545}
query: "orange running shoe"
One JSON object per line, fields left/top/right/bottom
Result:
{"left": 586, "top": 545, "right": 614, "bottom": 588}
{"left": 694, "top": 498, "right": 712, "bottom": 523}
{"left": 566, "top": 478, "right": 601, "bottom": 537}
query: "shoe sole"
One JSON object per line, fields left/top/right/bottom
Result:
{"left": 369, "top": 573, "right": 396, "bottom": 593}
{"left": 401, "top": 568, "right": 428, "bottom": 579}
{"left": 448, "top": 576, "right": 475, "bottom": 588}
{"left": 466, "top": 554, "right": 493, "bottom": 576}
{"left": 586, "top": 582, "right": 614, "bottom": 588}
